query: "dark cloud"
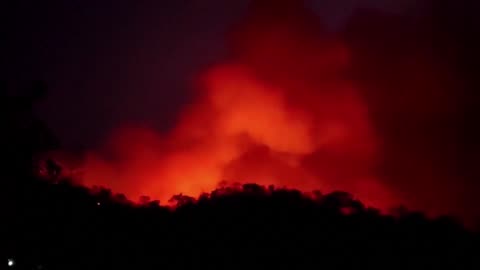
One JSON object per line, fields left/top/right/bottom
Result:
{"left": 344, "top": 0, "right": 480, "bottom": 224}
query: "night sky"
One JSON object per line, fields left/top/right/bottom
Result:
{"left": 3, "top": 0, "right": 480, "bottom": 226}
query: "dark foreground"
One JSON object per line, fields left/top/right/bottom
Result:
{"left": 3, "top": 175, "right": 479, "bottom": 270}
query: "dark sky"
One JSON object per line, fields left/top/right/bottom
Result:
{"left": 3, "top": 0, "right": 419, "bottom": 149}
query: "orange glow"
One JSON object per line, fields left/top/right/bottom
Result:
{"left": 75, "top": 59, "right": 397, "bottom": 209}
{"left": 50, "top": 1, "right": 400, "bottom": 211}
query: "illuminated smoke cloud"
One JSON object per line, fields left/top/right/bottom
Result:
{"left": 72, "top": 0, "right": 399, "bottom": 211}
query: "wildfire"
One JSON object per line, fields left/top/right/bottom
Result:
{"left": 41, "top": 0, "right": 399, "bottom": 211}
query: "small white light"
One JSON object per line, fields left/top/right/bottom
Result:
{"left": 7, "top": 259, "right": 14, "bottom": 267}
{"left": 97, "top": 202, "right": 101, "bottom": 206}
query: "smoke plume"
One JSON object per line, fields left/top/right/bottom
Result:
{"left": 44, "top": 0, "right": 480, "bottom": 226}
{"left": 74, "top": 1, "right": 395, "bottom": 209}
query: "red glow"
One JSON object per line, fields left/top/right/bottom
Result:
{"left": 78, "top": 68, "right": 395, "bottom": 209}
{"left": 47, "top": 1, "right": 401, "bottom": 211}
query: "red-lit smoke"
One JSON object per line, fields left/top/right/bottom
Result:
{"left": 68, "top": 1, "right": 400, "bottom": 210}
{"left": 80, "top": 61, "right": 394, "bottom": 206}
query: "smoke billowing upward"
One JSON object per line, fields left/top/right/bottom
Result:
{"left": 46, "top": 0, "right": 479, "bottom": 225}
{"left": 75, "top": 0, "right": 391, "bottom": 208}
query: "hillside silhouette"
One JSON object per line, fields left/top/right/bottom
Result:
{"left": 5, "top": 175, "right": 480, "bottom": 269}
{"left": 2, "top": 80, "right": 480, "bottom": 270}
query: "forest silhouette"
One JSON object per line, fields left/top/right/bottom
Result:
{"left": 2, "top": 82, "right": 479, "bottom": 270}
